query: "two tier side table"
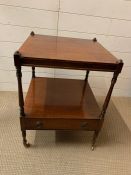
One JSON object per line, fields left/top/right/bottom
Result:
{"left": 14, "top": 32, "right": 123, "bottom": 150}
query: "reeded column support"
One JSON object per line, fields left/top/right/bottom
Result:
{"left": 14, "top": 51, "right": 30, "bottom": 147}
{"left": 99, "top": 60, "right": 123, "bottom": 120}
{"left": 91, "top": 71, "right": 119, "bottom": 150}
{"left": 30, "top": 31, "right": 36, "bottom": 79}
{"left": 91, "top": 60, "right": 123, "bottom": 150}
{"left": 16, "top": 66, "right": 25, "bottom": 116}
{"left": 80, "top": 70, "right": 90, "bottom": 105}
{"left": 14, "top": 51, "right": 25, "bottom": 117}
{"left": 100, "top": 72, "right": 118, "bottom": 119}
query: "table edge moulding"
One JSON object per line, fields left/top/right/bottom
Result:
{"left": 14, "top": 31, "right": 123, "bottom": 150}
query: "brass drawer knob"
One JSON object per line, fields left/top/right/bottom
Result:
{"left": 81, "top": 122, "right": 88, "bottom": 128}
{"left": 36, "top": 121, "right": 43, "bottom": 129}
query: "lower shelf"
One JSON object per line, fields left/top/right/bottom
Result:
{"left": 22, "top": 77, "right": 101, "bottom": 131}
{"left": 25, "top": 77, "right": 100, "bottom": 119}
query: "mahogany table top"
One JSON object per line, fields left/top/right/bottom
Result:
{"left": 19, "top": 34, "right": 117, "bottom": 64}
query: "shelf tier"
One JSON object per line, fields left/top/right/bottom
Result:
{"left": 24, "top": 77, "right": 100, "bottom": 120}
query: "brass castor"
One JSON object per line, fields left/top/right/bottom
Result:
{"left": 23, "top": 141, "right": 30, "bottom": 148}
{"left": 91, "top": 130, "right": 99, "bottom": 151}
{"left": 91, "top": 146, "right": 94, "bottom": 151}
{"left": 22, "top": 130, "right": 30, "bottom": 148}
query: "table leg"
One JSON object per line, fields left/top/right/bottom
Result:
{"left": 85, "top": 70, "right": 89, "bottom": 81}
{"left": 91, "top": 69, "right": 119, "bottom": 150}
{"left": 22, "top": 130, "right": 30, "bottom": 148}
{"left": 92, "top": 130, "right": 99, "bottom": 151}
{"left": 92, "top": 60, "right": 123, "bottom": 149}
{"left": 32, "top": 66, "right": 35, "bottom": 78}
{"left": 100, "top": 60, "right": 123, "bottom": 119}
{"left": 16, "top": 66, "right": 25, "bottom": 116}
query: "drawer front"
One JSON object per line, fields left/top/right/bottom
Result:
{"left": 20, "top": 118, "right": 100, "bottom": 131}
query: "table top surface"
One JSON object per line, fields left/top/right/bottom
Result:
{"left": 19, "top": 34, "right": 118, "bottom": 64}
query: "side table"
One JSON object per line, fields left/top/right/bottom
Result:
{"left": 14, "top": 32, "right": 123, "bottom": 150}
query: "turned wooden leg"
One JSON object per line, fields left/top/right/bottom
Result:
{"left": 22, "top": 130, "right": 30, "bottom": 148}
{"left": 91, "top": 130, "right": 99, "bottom": 151}
{"left": 16, "top": 66, "right": 25, "bottom": 116}
{"left": 85, "top": 70, "right": 89, "bottom": 81}
{"left": 32, "top": 66, "right": 35, "bottom": 78}
{"left": 99, "top": 60, "right": 123, "bottom": 120}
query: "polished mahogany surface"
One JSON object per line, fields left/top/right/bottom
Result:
{"left": 19, "top": 34, "right": 117, "bottom": 64}
{"left": 15, "top": 33, "right": 123, "bottom": 147}
{"left": 25, "top": 77, "right": 100, "bottom": 119}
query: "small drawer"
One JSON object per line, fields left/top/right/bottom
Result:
{"left": 21, "top": 118, "right": 45, "bottom": 130}
{"left": 20, "top": 118, "right": 100, "bottom": 131}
